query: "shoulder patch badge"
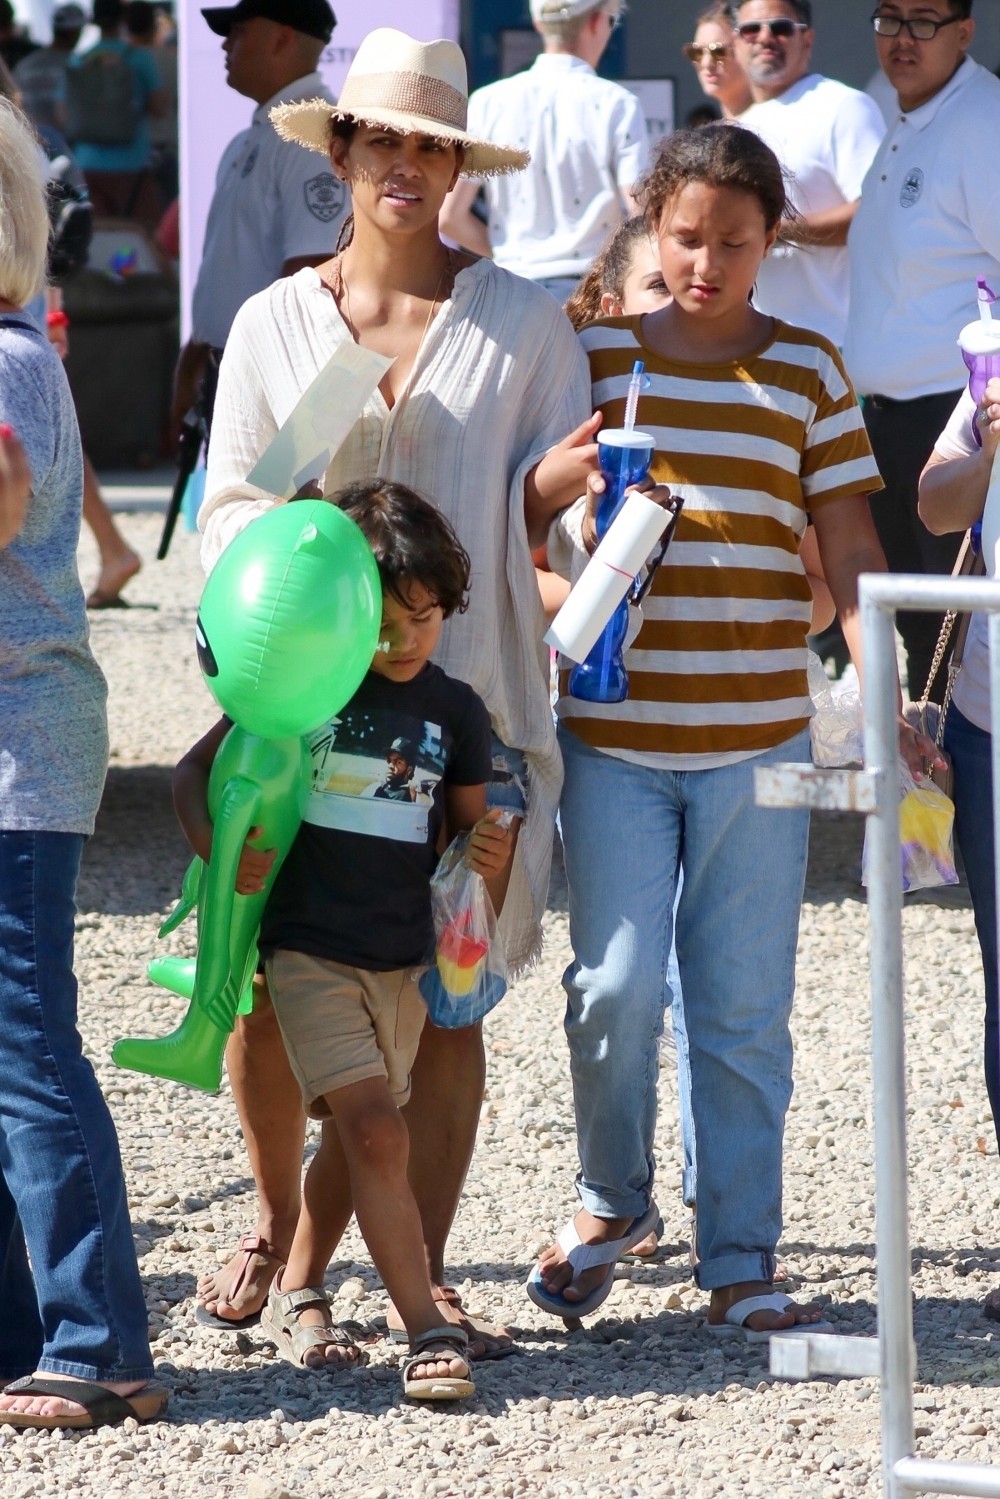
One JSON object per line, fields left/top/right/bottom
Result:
{"left": 305, "top": 172, "right": 346, "bottom": 222}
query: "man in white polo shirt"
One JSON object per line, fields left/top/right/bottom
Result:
{"left": 843, "top": 0, "right": 1000, "bottom": 697}
{"left": 438, "top": 0, "right": 647, "bottom": 300}
{"left": 171, "top": 0, "right": 347, "bottom": 437}
{"left": 734, "top": 0, "right": 884, "bottom": 347}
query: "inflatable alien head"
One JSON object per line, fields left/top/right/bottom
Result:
{"left": 196, "top": 501, "right": 381, "bottom": 739}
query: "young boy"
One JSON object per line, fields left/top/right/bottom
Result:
{"left": 173, "top": 481, "right": 513, "bottom": 1401}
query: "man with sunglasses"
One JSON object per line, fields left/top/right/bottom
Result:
{"left": 439, "top": 1, "right": 647, "bottom": 301}
{"left": 734, "top": 0, "right": 885, "bottom": 347}
{"left": 844, "top": 1, "right": 1000, "bottom": 699}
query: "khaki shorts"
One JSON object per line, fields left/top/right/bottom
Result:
{"left": 265, "top": 950, "right": 427, "bottom": 1119}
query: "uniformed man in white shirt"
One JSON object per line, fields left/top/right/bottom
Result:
{"left": 734, "top": 0, "right": 885, "bottom": 348}
{"left": 844, "top": 0, "right": 1000, "bottom": 696}
{"left": 439, "top": 0, "right": 648, "bottom": 300}
{"left": 171, "top": 0, "right": 347, "bottom": 437}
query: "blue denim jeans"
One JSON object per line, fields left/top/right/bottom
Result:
{"left": 943, "top": 706, "right": 1000, "bottom": 1146}
{"left": 0, "top": 830, "right": 152, "bottom": 1381}
{"left": 558, "top": 725, "right": 811, "bottom": 1290}
{"left": 663, "top": 877, "right": 696, "bottom": 1207}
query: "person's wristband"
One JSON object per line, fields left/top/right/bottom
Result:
{"left": 46, "top": 309, "right": 70, "bottom": 329}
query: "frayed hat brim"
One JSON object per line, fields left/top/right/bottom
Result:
{"left": 270, "top": 98, "right": 529, "bottom": 178}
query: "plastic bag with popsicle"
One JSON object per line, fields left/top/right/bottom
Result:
{"left": 418, "top": 827, "right": 509, "bottom": 1029}
{"left": 862, "top": 763, "right": 958, "bottom": 894}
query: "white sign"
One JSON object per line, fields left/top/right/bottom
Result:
{"left": 178, "top": 1, "right": 459, "bottom": 339}
{"left": 626, "top": 78, "right": 676, "bottom": 148}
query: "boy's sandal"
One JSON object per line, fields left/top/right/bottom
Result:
{"left": 386, "top": 1285, "right": 517, "bottom": 1360}
{"left": 260, "top": 1283, "right": 368, "bottom": 1370}
{"left": 401, "top": 1326, "right": 475, "bottom": 1402}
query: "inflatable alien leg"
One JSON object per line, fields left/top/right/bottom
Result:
{"left": 113, "top": 729, "right": 311, "bottom": 1092}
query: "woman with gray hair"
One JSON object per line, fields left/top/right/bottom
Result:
{"left": 0, "top": 97, "right": 166, "bottom": 1431}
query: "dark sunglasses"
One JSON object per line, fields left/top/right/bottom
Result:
{"left": 870, "top": 11, "right": 962, "bottom": 40}
{"left": 735, "top": 18, "right": 809, "bottom": 41}
{"left": 683, "top": 41, "right": 731, "bottom": 62}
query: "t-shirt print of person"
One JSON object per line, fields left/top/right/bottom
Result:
{"left": 305, "top": 710, "right": 446, "bottom": 844}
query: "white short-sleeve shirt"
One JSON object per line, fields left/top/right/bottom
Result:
{"left": 190, "top": 73, "right": 348, "bottom": 349}
{"left": 741, "top": 74, "right": 885, "bottom": 347}
{"left": 844, "top": 58, "right": 1000, "bottom": 401}
{"left": 465, "top": 53, "right": 649, "bottom": 282}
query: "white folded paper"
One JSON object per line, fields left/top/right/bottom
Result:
{"left": 246, "top": 343, "right": 395, "bottom": 500}
{"left": 544, "top": 490, "right": 671, "bottom": 663}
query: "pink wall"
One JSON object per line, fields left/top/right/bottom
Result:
{"left": 177, "top": 1, "right": 460, "bottom": 338}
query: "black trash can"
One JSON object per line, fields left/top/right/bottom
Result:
{"left": 63, "top": 230, "right": 179, "bottom": 468}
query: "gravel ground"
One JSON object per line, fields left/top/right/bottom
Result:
{"left": 6, "top": 505, "right": 998, "bottom": 1499}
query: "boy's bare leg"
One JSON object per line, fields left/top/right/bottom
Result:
{"left": 197, "top": 978, "right": 306, "bottom": 1321}
{"left": 405, "top": 1019, "right": 485, "bottom": 1287}
{"left": 283, "top": 1080, "right": 467, "bottom": 1382}
{"left": 82, "top": 454, "right": 141, "bottom": 605}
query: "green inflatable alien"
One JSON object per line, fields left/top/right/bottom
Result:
{"left": 112, "top": 500, "right": 381, "bottom": 1092}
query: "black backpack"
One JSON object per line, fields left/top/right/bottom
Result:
{"left": 65, "top": 46, "right": 140, "bottom": 147}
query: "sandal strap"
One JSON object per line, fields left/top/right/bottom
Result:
{"left": 223, "top": 1233, "right": 282, "bottom": 1307}
{"left": 408, "top": 1326, "right": 470, "bottom": 1359}
{"left": 289, "top": 1323, "right": 358, "bottom": 1362}
{"left": 270, "top": 1284, "right": 330, "bottom": 1321}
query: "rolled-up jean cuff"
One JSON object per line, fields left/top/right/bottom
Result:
{"left": 576, "top": 1177, "right": 651, "bottom": 1224}
{"left": 487, "top": 733, "right": 528, "bottom": 816}
{"left": 695, "top": 1250, "right": 777, "bottom": 1292}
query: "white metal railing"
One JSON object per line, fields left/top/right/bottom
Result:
{"left": 755, "top": 572, "right": 1000, "bottom": 1499}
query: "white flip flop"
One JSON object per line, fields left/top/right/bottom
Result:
{"left": 525, "top": 1202, "right": 661, "bottom": 1320}
{"left": 707, "top": 1290, "right": 835, "bottom": 1343}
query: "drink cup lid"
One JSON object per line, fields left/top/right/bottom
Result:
{"left": 597, "top": 428, "right": 655, "bottom": 448}
{"left": 958, "top": 321, "right": 1000, "bottom": 356}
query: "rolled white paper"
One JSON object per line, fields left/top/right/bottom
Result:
{"left": 545, "top": 490, "right": 672, "bottom": 663}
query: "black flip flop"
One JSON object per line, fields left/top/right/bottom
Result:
{"left": 0, "top": 1376, "right": 168, "bottom": 1430}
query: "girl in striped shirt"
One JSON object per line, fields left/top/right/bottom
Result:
{"left": 530, "top": 124, "right": 939, "bottom": 1340}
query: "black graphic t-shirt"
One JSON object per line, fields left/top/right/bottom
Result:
{"left": 260, "top": 664, "right": 492, "bottom": 970}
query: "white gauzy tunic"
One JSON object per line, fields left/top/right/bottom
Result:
{"left": 201, "top": 257, "right": 591, "bottom": 970}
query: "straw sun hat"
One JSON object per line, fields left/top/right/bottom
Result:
{"left": 270, "top": 27, "right": 529, "bottom": 178}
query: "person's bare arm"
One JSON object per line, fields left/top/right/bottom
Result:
{"left": 0, "top": 426, "right": 31, "bottom": 549}
{"left": 919, "top": 381, "right": 1000, "bottom": 535}
{"left": 812, "top": 493, "right": 945, "bottom": 777}
{"left": 524, "top": 413, "right": 603, "bottom": 547}
{"left": 146, "top": 86, "right": 168, "bottom": 120}
{"left": 439, "top": 178, "right": 492, "bottom": 258}
{"left": 445, "top": 782, "right": 515, "bottom": 917}
{"left": 173, "top": 717, "right": 276, "bottom": 890}
{"left": 799, "top": 526, "right": 836, "bottom": 634}
{"left": 788, "top": 199, "right": 859, "bottom": 249}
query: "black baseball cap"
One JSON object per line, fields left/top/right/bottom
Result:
{"left": 202, "top": 0, "right": 335, "bottom": 42}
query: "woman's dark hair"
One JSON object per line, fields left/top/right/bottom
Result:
{"left": 332, "top": 479, "right": 471, "bottom": 618}
{"left": 638, "top": 122, "right": 790, "bottom": 235}
{"left": 565, "top": 216, "right": 655, "bottom": 331}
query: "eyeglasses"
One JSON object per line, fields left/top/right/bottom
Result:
{"left": 604, "top": 4, "right": 624, "bottom": 30}
{"left": 734, "top": 18, "right": 810, "bottom": 41}
{"left": 683, "top": 41, "right": 731, "bottom": 62}
{"left": 870, "top": 11, "right": 962, "bottom": 40}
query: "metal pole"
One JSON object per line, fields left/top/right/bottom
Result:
{"left": 860, "top": 578, "right": 915, "bottom": 1499}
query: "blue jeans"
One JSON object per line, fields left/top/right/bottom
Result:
{"left": 943, "top": 706, "right": 1000, "bottom": 1145}
{"left": 664, "top": 880, "right": 696, "bottom": 1208}
{"left": 0, "top": 831, "right": 152, "bottom": 1381}
{"left": 558, "top": 725, "right": 811, "bottom": 1291}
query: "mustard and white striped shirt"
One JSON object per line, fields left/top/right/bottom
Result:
{"left": 553, "top": 316, "right": 883, "bottom": 769}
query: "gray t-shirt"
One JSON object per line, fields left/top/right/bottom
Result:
{"left": 0, "top": 315, "right": 108, "bottom": 833}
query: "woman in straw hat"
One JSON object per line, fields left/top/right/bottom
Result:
{"left": 195, "top": 28, "right": 596, "bottom": 1361}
